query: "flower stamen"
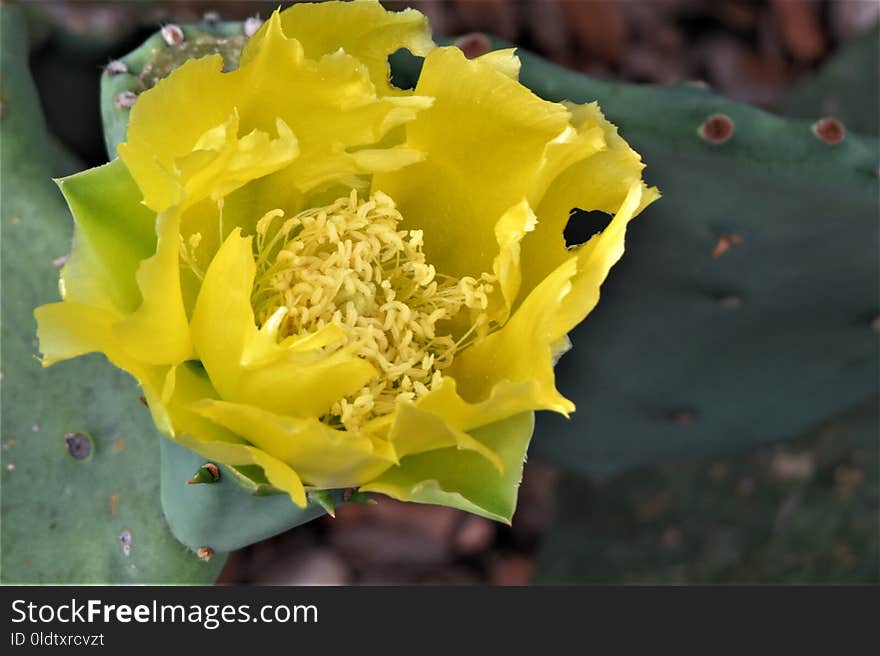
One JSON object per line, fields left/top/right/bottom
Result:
{"left": 179, "top": 232, "right": 205, "bottom": 280}
{"left": 252, "top": 191, "right": 495, "bottom": 431}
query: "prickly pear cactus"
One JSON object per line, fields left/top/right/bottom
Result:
{"left": 6, "top": 5, "right": 876, "bottom": 584}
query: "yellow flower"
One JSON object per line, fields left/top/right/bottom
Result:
{"left": 35, "top": 0, "right": 658, "bottom": 522}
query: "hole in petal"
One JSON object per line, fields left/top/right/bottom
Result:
{"left": 388, "top": 48, "right": 422, "bottom": 91}
{"left": 564, "top": 208, "right": 612, "bottom": 248}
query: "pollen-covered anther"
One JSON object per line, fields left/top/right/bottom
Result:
{"left": 252, "top": 191, "right": 496, "bottom": 431}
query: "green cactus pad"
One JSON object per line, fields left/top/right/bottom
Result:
{"left": 533, "top": 399, "right": 879, "bottom": 584}
{"left": 160, "top": 439, "right": 338, "bottom": 553}
{"left": 0, "top": 5, "right": 223, "bottom": 583}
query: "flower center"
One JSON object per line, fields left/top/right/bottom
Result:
{"left": 251, "top": 190, "right": 495, "bottom": 431}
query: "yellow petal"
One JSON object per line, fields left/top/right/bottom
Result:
{"left": 527, "top": 122, "right": 607, "bottom": 209}
{"left": 190, "top": 228, "right": 378, "bottom": 417}
{"left": 188, "top": 399, "right": 397, "bottom": 489}
{"left": 564, "top": 100, "right": 653, "bottom": 212}
{"left": 242, "top": 319, "right": 346, "bottom": 369}
{"left": 449, "top": 256, "right": 579, "bottom": 415}
{"left": 361, "top": 412, "right": 534, "bottom": 523}
{"left": 112, "top": 208, "right": 193, "bottom": 365}
{"left": 188, "top": 228, "right": 254, "bottom": 395}
{"left": 412, "top": 376, "right": 547, "bottom": 433}
{"left": 439, "top": 188, "right": 655, "bottom": 420}
{"left": 116, "top": 109, "right": 299, "bottom": 366}
{"left": 238, "top": 345, "right": 379, "bottom": 419}
{"left": 475, "top": 48, "right": 521, "bottom": 80}
{"left": 37, "top": 302, "right": 125, "bottom": 367}
{"left": 242, "top": 0, "right": 434, "bottom": 96}
{"left": 551, "top": 182, "right": 657, "bottom": 340}
{"left": 121, "top": 10, "right": 432, "bottom": 214}
{"left": 387, "top": 401, "right": 504, "bottom": 473}
{"left": 373, "top": 46, "right": 574, "bottom": 281}
{"left": 491, "top": 199, "right": 538, "bottom": 320}
{"left": 117, "top": 55, "right": 230, "bottom": 212}
{"left": 34, "top": 301, "right": 171, "bottom": 431}
{"left": 174, "top": 110, "right": 300, "bottom": 209}
{"left": 519, "top": 100, "right": 659, "bottom": 299}
{"left": 349, "top": 146, "right": 425, "bottom": 173}
{"left": 163, "top": 363, "right": 308, "bottom": 507}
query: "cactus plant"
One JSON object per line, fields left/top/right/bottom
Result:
{"left": 5, "top": 4, "right": 877, "bottom": 583}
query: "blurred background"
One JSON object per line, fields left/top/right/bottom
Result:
{"left": 19, "top": 0, "right": 879, "bottom": 584}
